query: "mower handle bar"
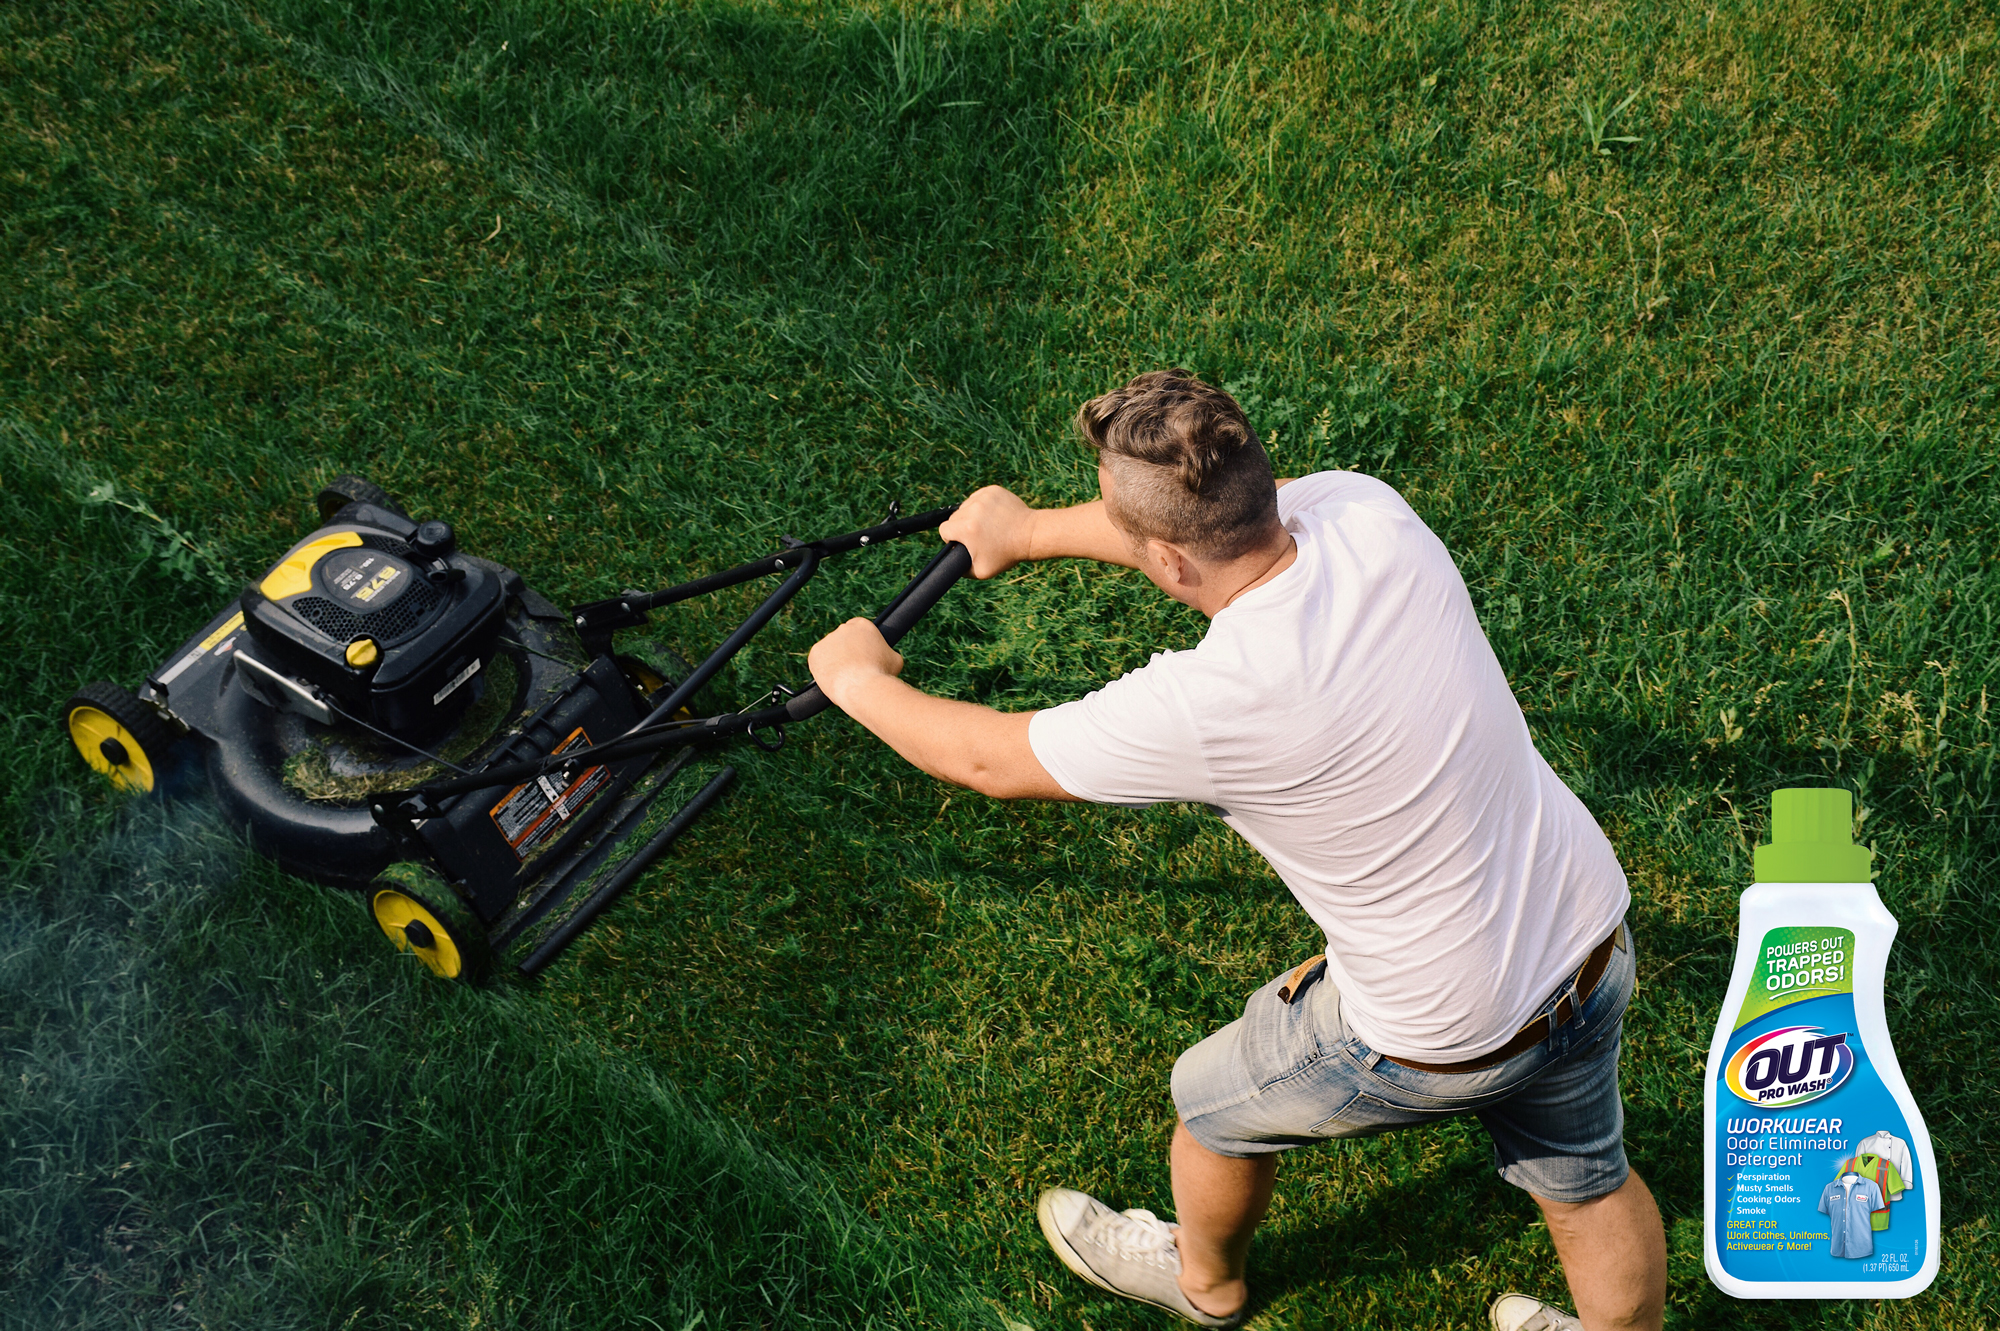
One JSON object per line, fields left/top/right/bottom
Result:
{"left": 569, "top": 503, "right": 960, "bottom": 636}
{"left": 780, "top": 539, "right": 972, "bottom": 722}
{"left": 661, "top": 502, "right": 959, "bottom": 605}
{"left": 389, "top": 536, "right": 972, "bottom": 813}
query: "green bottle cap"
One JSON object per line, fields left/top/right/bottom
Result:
{"left": 1753, "top": 788, "right": 1873, "bottom": 883}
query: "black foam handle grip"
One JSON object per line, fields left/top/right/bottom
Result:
{"left": 875, "top": 541, "right": 972, "bottom": 645}
{"left": 784, "top": 541, "right": 971, "bottom": 722}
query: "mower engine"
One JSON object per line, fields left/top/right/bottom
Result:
{"left": 239, "top": 507, "right": 505, "bottom": 738}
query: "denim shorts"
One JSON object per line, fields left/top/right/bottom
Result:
{"left": 1171, "top": 923, "right": 1634, "bottom": 1203}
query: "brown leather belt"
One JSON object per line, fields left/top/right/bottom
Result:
{"left": 1277, "top": 923, "right": 1626, "bottom": 1075}
{"left": 1387, "top": 923, "right": 1626, "bottom": 1073}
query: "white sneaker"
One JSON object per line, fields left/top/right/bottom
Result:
{"left": 1036, "top": 1188, "right": 1246, "bottom": 1327}
{"left": 1490, "top": 1292, "right": 1584, "bottom": 1331}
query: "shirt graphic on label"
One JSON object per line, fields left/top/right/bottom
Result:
{"left": 1855, "top": 1130, "right": 1914, "bottom": 1191}
{"left": 1837, "top": 1153, "right": 1905, "bottom": 1229}
{"left": 1818, "top": 1176, "right": 1884, "bottom": 1259}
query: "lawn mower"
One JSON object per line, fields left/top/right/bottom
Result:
{"left": 62, "top": 475, "right": 968, "bottom": 982}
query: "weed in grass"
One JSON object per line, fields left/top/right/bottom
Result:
{"left": 1578, "top": 88, "right": 1645, "bottom": 158}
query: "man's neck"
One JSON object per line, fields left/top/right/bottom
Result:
{"left": 1208, "top": 534, "right": 1299, "bottom": 615}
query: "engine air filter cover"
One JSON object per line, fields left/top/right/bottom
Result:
{"left": 240, "top": 505, "right": 506, "bottom": 736}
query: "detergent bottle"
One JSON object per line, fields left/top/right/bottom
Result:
{"left": 1704, "top": 787, "right": 1939, "bottom": 1297}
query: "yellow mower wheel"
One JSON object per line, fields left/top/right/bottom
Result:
{"left": 615, "top": 652, "right": 693, "bottom": 717}
{"left": 369, "top": 873, "right": 485, "bottom": 982}
{"left": 64, "top": 682, "right": 176, "bottom": 793}
{"left": 616, "top": 653, "right": 670, "bottom": 697}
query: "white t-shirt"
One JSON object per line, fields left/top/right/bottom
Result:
{"left": 1027, "top": 471, "right": 1630, "bottom": 1061}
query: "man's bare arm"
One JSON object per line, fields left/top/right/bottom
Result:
{"left": 941, "top": 486, "right": 1136, "bottom": 578}
{"left": 829, "top": 672, "right": 1073, "bottom": 800}
{"left": 943, "top": 480, "right": 1297, "bottom": 580}
{"left": 808, "top": 618, "right": 1073, "bottom": 800}
{"left": 807, "top": 477, "right": 1303, "bottom": 796}
{"left": 1021, "top": 498, "right": 1137, "bottom": 569}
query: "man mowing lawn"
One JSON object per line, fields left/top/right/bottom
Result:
{"left": 807, "top": 370, "right": 1667, "bottom": 1331}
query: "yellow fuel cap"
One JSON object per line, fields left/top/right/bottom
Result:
{"left": 345, "top": 637, "right": 380, "bottom": 667}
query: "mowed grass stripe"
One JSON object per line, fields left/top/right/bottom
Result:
{"left": 0, "top": 793, "right": 981, "bottom": 1328}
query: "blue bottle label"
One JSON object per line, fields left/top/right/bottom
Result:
{"left": 1714, "top": 927, "right": 1926, "bottom": 1281}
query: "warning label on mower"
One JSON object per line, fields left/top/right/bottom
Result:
{"left": 157, "top": 611, "right": 246, "bottom": 687}
{"left": 489, "top": 728, "right": 609, "bottom": 860}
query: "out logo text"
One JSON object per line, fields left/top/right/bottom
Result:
{"left": 1724, "top": 1025, "right": 1855, "bottom": 1107}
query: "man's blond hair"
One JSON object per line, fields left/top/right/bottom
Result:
{"left": 1075, "top": 369, "right": 1279, "bottom": 561}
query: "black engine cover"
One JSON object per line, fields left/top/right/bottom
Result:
{"left": 240, "top": 503, "right": 506, "bottom": 735}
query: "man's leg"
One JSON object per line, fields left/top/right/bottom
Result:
{"left": 1170, "top": 1120, "right": 1277, "bottom": 1318}
{"left": 1530, "top": 1170, "right": 1666, "bottom": 1331}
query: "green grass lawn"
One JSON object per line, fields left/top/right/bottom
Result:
{"left": 5, "top": 0, "right": 1998, "bottom": 1325}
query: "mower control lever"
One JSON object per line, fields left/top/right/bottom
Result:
{"left": 567, "top": 504, "right": 957, "bottom": 657}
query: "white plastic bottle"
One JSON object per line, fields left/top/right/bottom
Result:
{"left": 1704, "top": 787, "right": 1939, "bottom": 1298}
